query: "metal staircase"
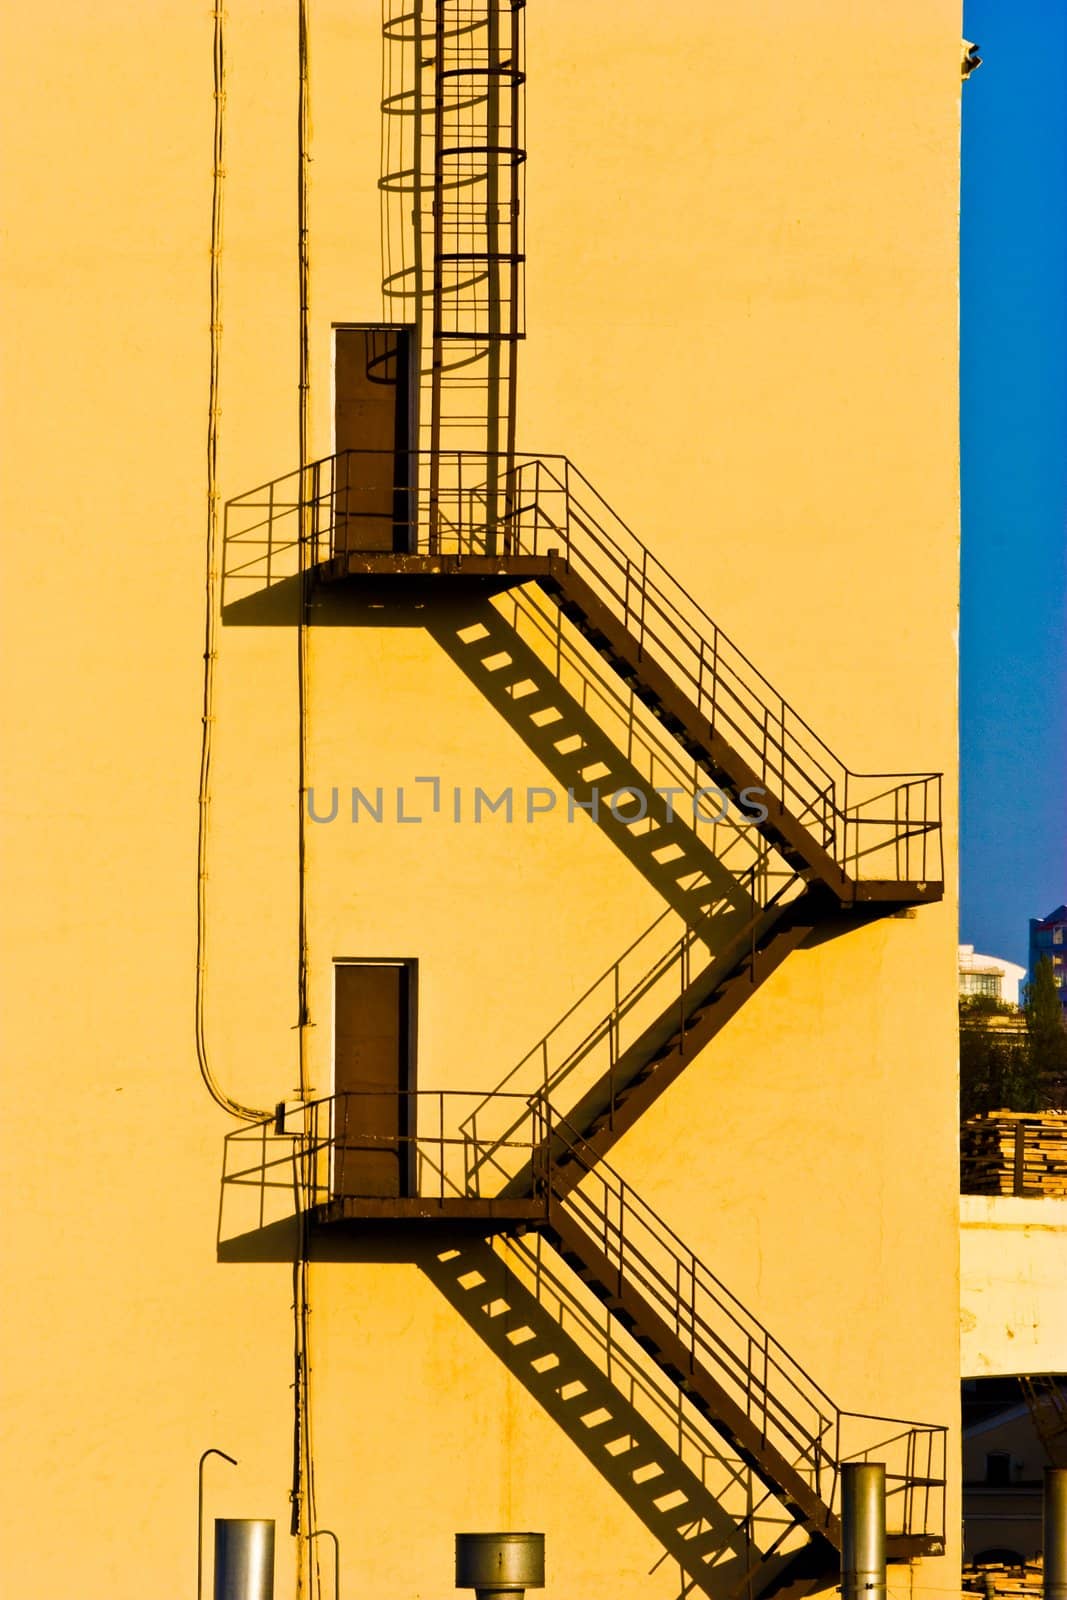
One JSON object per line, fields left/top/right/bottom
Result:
{"left": 534, "top": 1140, "right": 946, "bottom": 1582}
{"left": 224, "top": 446, "right": 943, "bottom": 908}
{"left": 220, "top": 439, "right": 947, "bottom": 1595}
{"left": 461, "top": 860, "right": 829, "bottom": 1199}
{"left": 222, "top": 1094, "right": 947, "bottom": 1596}
{"left": 1019, "top": 1376, "right": 1067, "bottom": 1467}
{"left": 220, "top": 4, "right": 947, "bottom": 1588}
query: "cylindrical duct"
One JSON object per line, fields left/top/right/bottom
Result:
{"left": 1046, "top": 1468, "right": 1067, "bottom": 1600}
{"left": 456, "top": 1533, "right": 545, "bottom": 1600}
{"left": 841, "top": 1463, "right": 886, "bottom": 1600}
{"left": 214, "top": 1519, "right": 275, "bottom": 1600}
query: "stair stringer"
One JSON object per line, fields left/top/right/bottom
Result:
{"left": 541, "top": 1203, "right": 843, "bottom": 1547}
{"left": 536, "top": 562, "right": 849, "bottom": 896}
{"left": 541, "top": 887, "right": 829, "bottom": 1195}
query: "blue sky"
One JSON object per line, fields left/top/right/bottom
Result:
{"left": 960, "top": 0, "right": 1067, "bottom": 969}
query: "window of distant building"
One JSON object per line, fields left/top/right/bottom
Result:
{"left": 1054, "top": 927, "right": 1064, "bottom": 945}
{"left": 961, "top": 971, "right": 1002, "bottom": 1000}
{"left": 985, "top": 1452, "right": 1012, "bottom": 1486}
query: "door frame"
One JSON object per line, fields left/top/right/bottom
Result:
{"left": 331, "top": 957, "right": 419, "bottom": 1198}
{"left": 330, "top": 321, "right": 419, "bottom": 553}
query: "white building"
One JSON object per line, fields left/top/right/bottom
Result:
{"left": 959, "top": 945, "right": 1028, "bottom": 1007}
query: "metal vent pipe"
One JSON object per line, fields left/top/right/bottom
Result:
{"left": 841, "top": 1463, "right": 886, "bottom": 1600}
{"left": 1046, "top": 1468, "right": 1067, "bottom": 1600}
{"left": 456, "top": 1532, "right": 545, "bottom": 1600}
{"left": 214, "top": 1519, "right": 275, "bottom": 1600}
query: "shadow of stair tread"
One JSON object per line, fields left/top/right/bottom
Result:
{"left": 318, "top": 549, "right": 940, "bottom": 907}
{"left": 536, "top": 563, "right": 851, "bottom": 895}
{"left": 424, "top": 1237, "right": 771, "bottom": 1599}
{"left": 544, "top": 1206, "right": 843, "bottom": 1549}
{"left": 500, "top": 889, "right": 825, "bottom": 1199}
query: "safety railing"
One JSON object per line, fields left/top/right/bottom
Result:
{"left": 545, "top": 1120, "right": 947, "bottom": 1543}
{"left": 503, "top": 1231, "right": 803, "bottom": 1571}
{"left": 223, "top": 448, "right": 943, "bottom": 886}
{"left": 218, "top": 1086, "right": 945, "bottom": 1543}
{"left": 219, "top": 1089, "right": 553, "bottom": 1236}
{"left": 460, "top": 849, "right": 805, "bottom": 1194}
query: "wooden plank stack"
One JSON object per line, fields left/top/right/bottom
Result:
{"left": 961, "top": 1110, "right": 1067, "bottom": 1197}
{"left": 962, "top": 1561, "right": 1042, "bottom": 1600}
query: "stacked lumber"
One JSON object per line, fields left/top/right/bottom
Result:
{"left": 961, "top": 1110, "right": 1067, "bottom": 1197}
{"left": 962, "top": 1561, "right": 1042, "bottom": 1600}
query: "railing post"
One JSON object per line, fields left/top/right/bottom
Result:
{"left": 457, "top": 452, "right": 464, "bottom": 556}
{"left": 564, "top": 459, "right": 571, "bottom": 568}
{"left": 761, "top": 1337, "right": 770, "bottom": 1445}
{"left": 710, "top": 626, "right": 719, "bottom": 734}
{"left": 266, "top": 479, "right": 274, "bottom": 587}
{"left": 311, "top": 460, "right": 321, "bottom": 568}
{"left": 1043, "top": 1469, "right": 1067, "bottom": 1600}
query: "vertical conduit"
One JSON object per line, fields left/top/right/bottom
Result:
{"left": 196, "top": 3, "right": 268, "bottom": 1124}
{"left": 292, "top": 6, "right": 319, "bottom": 1598}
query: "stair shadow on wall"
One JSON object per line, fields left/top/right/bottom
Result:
{"left": 224, "top": 573, "right": 771, "bottom": 942}
{"left": 426, "top": 592, "right": 769, "bottom": 938}
{"left": 217, "top": 1217, "right": 817, "bottom": 1600}
{"left": 422, "top": 1232, "right": 803, "bottom": 1600}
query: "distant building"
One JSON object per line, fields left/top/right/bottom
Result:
{"left": 961, "top": 1379, "right": 1067, "bottom": 1564}
{"left": 1029, "top": 906, "right": 1067, "bottom": 1019}
{"left": 960, "top": 945, "right": 1027, "bottom": 1007}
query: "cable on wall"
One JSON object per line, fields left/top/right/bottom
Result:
{"left": 291, "top": 3, "right": 320, "bottom": 1596}
{"left": 196, "top": 1, "right": 269, "bottom": 1124}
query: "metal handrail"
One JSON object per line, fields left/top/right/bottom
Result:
{"left": 538, "top": 1108, "right": 947, "bottom": 1539}
{"left": 219, "top": 1086, "right": 946, "bottom": 1540}
{"left": 223, "top": 447, "right": 943, "bottom": 885}
{"left": 459, "top": 846, "right": 803, "bottom": 1187}
{"left": 221, "top": 1089, "right": 553, "bottom": 1215}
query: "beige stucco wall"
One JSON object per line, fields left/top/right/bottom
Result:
{"left": 961, "top": 1196, "right": 1067, "bottom": 1377}
{"left": 1, "top": 3, "right": 961, "bottom": 1598}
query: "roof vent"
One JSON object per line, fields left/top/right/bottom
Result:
{"left": 456, "top": 1533, "right": 545, "bottom": 1600}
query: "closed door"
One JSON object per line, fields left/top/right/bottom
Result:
{"left": 333, "top": 961, "right": 415, "bottom": 1198}
{"left": 333, "top": 325, "right": 415, "bottom": 553}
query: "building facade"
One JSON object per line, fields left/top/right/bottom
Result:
{"left": 1030, "top": 907, "right": 1067, "bottom": 1019}
{"left": 1, "top": 4, "right": 963, "bottom": 1598}
{"left": 960, "top": 946, "right": 1028, "bottom": 1007}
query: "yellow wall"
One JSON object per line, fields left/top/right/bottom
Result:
{"left": 0, "top": 3, "right": 961, "bottom": 1598}
{"left": 961, "top": 1196, "right": 1067, "bottom": 1377}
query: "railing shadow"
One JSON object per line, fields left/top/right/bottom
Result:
{"left": 216, "top": 1095, "right": 946, "bottom": 1562}
{"left": 425, "top": 588, "right": 772, "bottom": 933}
{"left": 220, "top": 448, "right": 943, "bottom": 888}
{"left": 223, "top": 542, "right": 783, "bottom": 942}
{"left": 423, "top": 1232, "right": 808, "bottom": 1600}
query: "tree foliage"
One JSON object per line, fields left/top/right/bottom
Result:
{"left": 959, "top": 995, "right": 1038, "bottom": 1119}
{"left": 1025, "top": 955, "right": 1067, "bottom": 1107}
